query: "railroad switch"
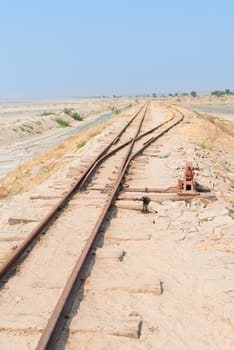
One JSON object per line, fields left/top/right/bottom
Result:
{"left": 177, "top": 162, "right": 199, "bottom": 196}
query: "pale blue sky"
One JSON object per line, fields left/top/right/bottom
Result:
{"left": 0, "top": 0, "right": 233, "bottom": 98}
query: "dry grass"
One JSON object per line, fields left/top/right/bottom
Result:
{"left": 176, "top": 108, "right": 234, "bottom": 151}
{"left": 194, "top": 112, "right": 234, "bottom": 150}
{"left": 0, "top": 112, "right": 123, "bottom": 197}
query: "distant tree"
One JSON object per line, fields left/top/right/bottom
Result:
{"left": 181, "top": 93, "right": 189, "bottom": 96}
{"left": 168, "top": 93, "right": 174, "bottom": 97}
{"left": 211, "top": 90, "right": 224, "bottom": 97}
{"left": 225, "top": 89, "right": 231, "bottom": 95}
{"left": 152, "top": 93, "right": 157, "bottom": 98}
{"left": 174, "top": 93, "right": 178, "bottom": 96}
{"left": 190, "top": 91, "right": 197, "bottom": 98}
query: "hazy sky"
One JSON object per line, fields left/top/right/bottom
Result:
{"left": 0, "top": 0, "right": 233, "bottom": 98}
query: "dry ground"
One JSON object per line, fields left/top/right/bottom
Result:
{"left": 0, "top": 102, "right": 233, "bottom": 350}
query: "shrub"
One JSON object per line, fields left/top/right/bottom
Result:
{"left": 41, "top": 111, "right": 56, "bottom": 116}
{"left": 111, "top": 107, "right": 120, "bottom": 114}
{"left": 77, "top": 141, "right": 86, "bottom": 149}
{"left": 55, "top": 118, "right": 71, "bottom": 127}
{"left": 63, "top": 108, "right": 83, "bottom": 121}
{"left": 71, "top": 112, "right": 83, "bottom": 121}
{"left": 63, "top": 108, "right": 73, "bottom": 116}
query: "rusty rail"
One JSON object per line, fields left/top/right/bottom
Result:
{"left": 0, "top": 104, "right": 146, "bottom": 282}
{"left": 35, "top": 108, "right": 184, "bottom": 350}
{"left": 35, "top": 97, "right": 148, "bottom": 350}
{"left": 78, "top": 107, "right": 175, "bottom": 190}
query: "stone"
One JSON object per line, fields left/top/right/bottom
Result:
{"left": 174, "top": 233, "right": 186, "bottom": 242}
{"left": 224, "top": 303, "right": 234, "bottom": 328}
{"left": 181, "top": 211, "right": 197, "bottom": 221}
{"left": 213, "top": 215, "right": 233, "bottom": 227}
{"left": 198, "top": 204, "right": 229, "bottom": 221}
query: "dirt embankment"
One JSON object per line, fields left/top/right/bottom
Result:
{"left": 0, "top": 98, "right": 133, "bottom": 146}
{"left": 0, "top": 103, "right": 139, "bottom": 198}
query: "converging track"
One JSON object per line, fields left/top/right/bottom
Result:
{"left": 0, "top": 102, "right": 184, "bottom": 349}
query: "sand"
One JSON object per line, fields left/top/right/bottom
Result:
{"left": 0, "top": 98, "right": 135, "bottom": 179}
{"left": 0, "top": 101, "right": 233, "bottom": 349}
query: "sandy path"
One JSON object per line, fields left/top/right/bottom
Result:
{"left": 60, "top": 105, "right": 234, "bottom": 350}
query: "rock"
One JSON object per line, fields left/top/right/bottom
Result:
{"left": 148, "top": 201, "right": 163, "bottom": 211}
{"left": 197, "top": 222, "right": 215, "bottom": 234}
{"left": 174, "top": 233, "right": 186, "bottom": 242}
{"left": 189, "top": 199, "right": 206, "bottom": 209}
{"left": 181, "top": 211, "right": 197, "bottom": 222}
{"left": 213, "top": 216, "right": 233, "bottom": 227}
{"left": 162, "top": 200, "right": 174, "bottom": 207}
{"left": 198, "top": 204, "right": 229, "bottom": 221}
{"left": 224, "top": 303, "right": 234, "bottom": 328}
{"left": 174, "top": 201, "right": 186, "bottom": 207}
{"left": 203, "top": 170, "right": 213, "bottom": 177}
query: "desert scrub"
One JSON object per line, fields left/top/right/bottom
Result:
{"left": 55, "top": 118, "right": 71, "bottom": 127}
{"left": 111, "top": 107, "right": 120, "bottom": 114}
{"left": 41, "top": 111, "right": 56, "bottom": 116}
{"left": 0, "top": 110, "right": 121, "bottom": 197}
{"left": 63, "top": 108, "right": 73, "bottom": 116}
{"left": 76, "top": 140, "right": 86, "bottom": 149}
{"left": 71, "top": 112, "right": 83, "bottom": 121}
{"left": 63, "top": 108, "right": 83, "bottom": 121}
{"left": 23, "top": 124, "right": 34, "bottom": 130}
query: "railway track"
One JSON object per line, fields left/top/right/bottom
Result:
{"left": 0, "top": 103, "right": 146, "bottom": 282}
{"left": 0, "top": 103, "right": 184, "bottom": 349}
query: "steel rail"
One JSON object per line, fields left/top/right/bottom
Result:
{"left": 35, "top": 109, "right": 184, "bottom": 350}
{"left": 35, "top": 101, "right": 148, "bottom": 350}
{"left": 0, "top": 104, "right": 146, "bottom": 282}
{"left": 78, "top": 108, "right": 175, "bottom": 190}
